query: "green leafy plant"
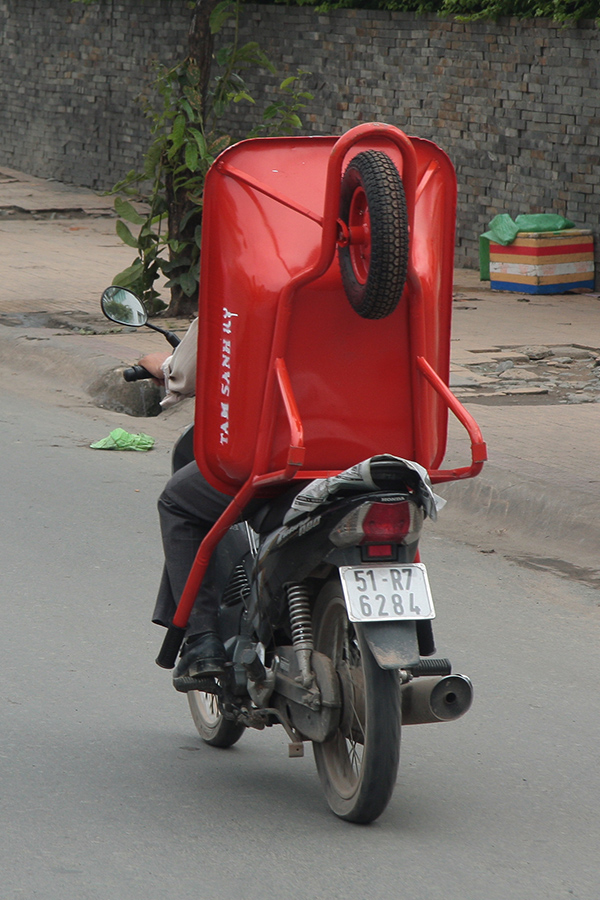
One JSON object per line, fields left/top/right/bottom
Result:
{"left": 437, "top": 0, "right": 599, "bottom": 19}
{"left": 110, "top": 1, "right": 313, "bottom": 315}
{"left": 248, "top": 69, "right": 315, "bottom": 137}
{"left": 279, "top": 0, "right": 599, "bottom": 21}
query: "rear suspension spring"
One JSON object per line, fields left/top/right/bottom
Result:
{"left": 287, "top": 583, "right": 314, "bottom": 651}
{"left": 286, "top": 583, "right": 314, "bottom": 687}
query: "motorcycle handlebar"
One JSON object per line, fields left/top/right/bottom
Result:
{"left": 123, "top": 364, "right": 153, "bottom": 382}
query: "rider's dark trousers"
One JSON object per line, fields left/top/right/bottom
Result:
{"left": 152, "top": 461, "right": 232, "bottom": 637}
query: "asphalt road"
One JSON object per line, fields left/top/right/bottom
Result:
{"left": 2, "top": 383, "right": 600, "bottom": 900}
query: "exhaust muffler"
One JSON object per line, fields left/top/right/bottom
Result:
{"left": 401, "top": 674, "right": 473, "bottom": 725}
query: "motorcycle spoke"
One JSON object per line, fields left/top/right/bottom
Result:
{"left": 188, "top": 687, "right": 246, "bottom": 748}
{"left": 347, "top": 738, "right": 363, "bottom": 776}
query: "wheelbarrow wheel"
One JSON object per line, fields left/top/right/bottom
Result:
{"left": 338, "top": 150, "right": 409, "bottom": 319}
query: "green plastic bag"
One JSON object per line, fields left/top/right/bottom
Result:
{"left": 90, "top": 428, "right": 155, "bottom": 451}
{"left": 479, "top": 213, "right": 576, "bottom": 280}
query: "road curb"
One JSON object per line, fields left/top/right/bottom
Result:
{"left": 1, "top": 319, "right": 599, "bottom": 576}
{"left": 435, "top": 465, "right": 600, "bottom": 577}
{"left": 0, "top": 323, "right": 163, "bottom": 418}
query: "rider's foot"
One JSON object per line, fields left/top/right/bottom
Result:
{"left": 172, "top": 632, "right": 227, "bottom": 691}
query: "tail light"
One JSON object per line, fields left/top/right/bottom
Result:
{"left": 329, "top": 499, "right": 424, "bottom": 548}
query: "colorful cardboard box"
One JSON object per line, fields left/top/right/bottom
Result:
{"left": 489, "top": 229, "right": 594, "bottom": 294}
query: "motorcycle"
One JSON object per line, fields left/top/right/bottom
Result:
{"left": 101, "top": 284, "right": 477, "bottom": 825}
{"left": 100, "top": 123, "right": 488, "bottom": 824}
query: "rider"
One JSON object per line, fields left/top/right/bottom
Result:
{"left": 139, "top": 322, "right": 232, "bottom": 689}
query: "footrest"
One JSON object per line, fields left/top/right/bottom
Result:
{"left": 410, "top": 658, "right": 452, "bottom": 677}
{"left": 173, "top": 675, "right": 222, "bottom": 695}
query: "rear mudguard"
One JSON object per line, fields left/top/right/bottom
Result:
{"left": 359, "top": 620, "right": 420, "bottom": 669}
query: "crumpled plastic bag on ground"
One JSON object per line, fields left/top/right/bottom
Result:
{"left": 479, "top": 213, "right": 576, "bottom": 280}
{"left": 90, "top": 428, "right": 154, "bottom": 451}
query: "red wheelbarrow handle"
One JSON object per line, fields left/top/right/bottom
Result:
{"left": 416, "top": 355, "right": 488, "bottom": 483}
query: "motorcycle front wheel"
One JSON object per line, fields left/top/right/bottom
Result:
{"left": 312, "top": 577, "right": 401, "bottom": 823}
{"left": 188, "top": 690, "right": 245, "bottom": 748}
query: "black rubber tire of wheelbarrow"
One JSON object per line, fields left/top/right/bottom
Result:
{"left": 338, "top": 150, "right": 409, "bottom": 320}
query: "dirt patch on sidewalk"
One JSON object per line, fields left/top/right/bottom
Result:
{"left": 453, "top": 343, "right": 600, "bottom": 406}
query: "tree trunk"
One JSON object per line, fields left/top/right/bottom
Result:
{"left": 166, "top": 0, "right": 219, "bottom": 317}
{"left": 188, "top": 0, "right": 220, "bottom": 111}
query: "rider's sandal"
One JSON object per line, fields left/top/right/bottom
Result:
{"left": 172, "top": 631, "right": 227, "bottom": 692}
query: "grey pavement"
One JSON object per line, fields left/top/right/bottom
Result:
{"left": 1, "top": 167, "right": 599, "bottom": 579}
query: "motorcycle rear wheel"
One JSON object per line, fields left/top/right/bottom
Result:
{"left": 312, "top": 577, "right": 401, "bottom": 823}
{"left": 188, "top": 690, "right": 245, "bottom": 748}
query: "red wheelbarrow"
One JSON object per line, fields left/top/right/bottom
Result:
{"left": 161, "top": 121, "right": 487, "bottom": 661}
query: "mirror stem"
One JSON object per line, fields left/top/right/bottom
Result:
{"left": 145, "top": 321, "right": 181, "bottom": 348}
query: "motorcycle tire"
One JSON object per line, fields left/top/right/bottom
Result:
{"left": 312, "top": 576, "right": 401, "bottom": 823}
{"left": 338, "top": 150, "right": 409, "bottom": 320}
{"left": 188, "top": 690, "right": 245, "bottom": 748}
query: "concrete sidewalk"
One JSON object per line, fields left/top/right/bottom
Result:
{"left": 1, "top": 167, "right": 599, "bottom": 580}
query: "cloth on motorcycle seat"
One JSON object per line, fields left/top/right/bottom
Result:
{"left": 283, "top": 456, "right": 441, "bottom": 524}
{"left": 245, "top": 457, "right": 442, "bottom": 534}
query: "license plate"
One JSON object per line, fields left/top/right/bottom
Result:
{"left": 339, "top": 564, "right": 435, "bottom": 622}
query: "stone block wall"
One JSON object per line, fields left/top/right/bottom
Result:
{"left": 220, "top": 7, "right": 600, "bottom": 272}
{"left": 1, "top": 0, "right": 599, "bottom": 272}
{"left": 0, "top": 0, "right": 188, "bottom": 187}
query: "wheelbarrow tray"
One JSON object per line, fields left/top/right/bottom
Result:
{"left": 193, "top": 124, "right": 484, "bottom": 495}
